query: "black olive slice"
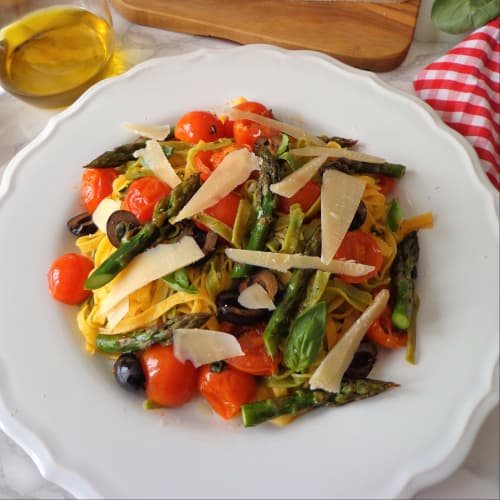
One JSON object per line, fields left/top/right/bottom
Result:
{"left": 215, "top": 289, "right": 269, "bottom": 326}
{"left": 106, "top": 210, "right": 140, "bottom": 247}
{"left": 348, "top": 201, "right": 367, "bottom": 231}
{"left": 67, "top": 212, "right": 98, "bottom": 236}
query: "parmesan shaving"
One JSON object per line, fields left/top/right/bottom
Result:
{"left": 238, "top": 283, "right": 276, "bottom": 311}
{"left": 92, "top": 198, "right": 121, "bottom": 233}
{"left": 99, "top": 237, "right": 204, "bottom": 315}
{"left": 105, "top": 297, "right": 129, "bottom": 333}
{"left": 135, "top": 139, "right": 181, "bottom": 188}
{"left": 321, "top": 169, "right": 366, "bottom": 263}
{"left": 173, "top": 329, "right": 244, "bottom": 367}
{"left": 309, "top": 289, "right": 390, "bottom": 393}
{"left": 122, "top": 122, "right": 171, "bottom": 141}
{"left": 270, "top": 156, "right": 327, "bottom": 198}
{"left": 225, "top": 248, "right": 374, "bottom": 276}
{"left": 171, "top": 148, "right": 259, "bottom": 224}
{"left": 227, "top": 108, "right": 325, "bottom": 146}
{"left": 289, "top": 146, "right": 386, "bottom": 164}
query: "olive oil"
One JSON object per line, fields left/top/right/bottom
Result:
{"left": 0, "top": 6, "right": 115, "bottom": 108}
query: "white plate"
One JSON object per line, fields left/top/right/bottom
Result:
{"left": 0, "top": 46, "right": 498, "bottom": 499}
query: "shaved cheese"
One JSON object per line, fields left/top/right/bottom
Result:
{"left": 135, "top": 139, "right": 181, "bottom": 188}
{"left": 171, "top": 148, "right": 259, "bottom": 224}
{"left": 92, "top": 198, "right": 121, "bottom": 233}
{"left": 225, "top": 248, "right": 374, "bottom": 276}
{"left": 227, "top": 108, "right": 325, "bottom": 146}
{"left": 270, "top": 156, "right": 327, "bottom": 198}
{"left": 105, "top": 297, "right": 129, "bottom": 332}
{"left": 238, "top": 283, "right": 276, "bottom": 311}
{"left": 290, "top": 146, "right": 386, "bottom": 164}
{"left": 173, "top": 329, "right": 244, "bottom": 367}
{"left": 122, "top": 122, "right": 170, "bottom": 141}
{"left": 321, "top": 169, "right": 366, "bottom": 263}
{"left": 309, "top": 289, "right": 389, "bottom": 393}
{"left": 99, "top": 236, "right": 204, "bottom": 315}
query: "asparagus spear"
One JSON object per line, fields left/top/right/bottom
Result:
{"left": 84, "top": 174, "right": 201, "bottom": 290}
{"left": 326, "top": 158, "right": 406, "bottom": 178}
{"left": 391, "top": 231, "right": 419, "bottom": 329}
{"left": 231, "top": 142, "right": 280, "bottom": 278}
{"left": 263, "top": 224, "right": 321, "bottom": 357}
{"left": 83, "top": 141, "right": 147, "bottom": 168}
{"left": 96, "top": 313, "right": 210, "bottom": 353}
{"left": 241, "top": 378, "right": 399, "bottom": 426}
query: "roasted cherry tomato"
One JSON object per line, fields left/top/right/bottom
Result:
{"left": 232, "top": 101, "right": 278, "bottom": 147}
{"left": 194, "top": 144, "right": 249, "bottom": 181}
{"left": 81, "top": 168, "right": 118, "bottom": 214}
{"left": 366, "top": 305, "right": 407, "bottom": 349}
{"left": 335, "top": 230, "right": 383, "bottom": 284}
{"left": 122, "top": 176, "right": 172, "bottom": 224}
{"left": 174, "top": 111, "right": 225, "bottom": 143}
{"left": 140, "top": 344, "right": 197, "bottom": 407}
{"left": 225, "top": 325, "right": 280, "bottom": 376}
{"left": 372, "top": 174, "right": 396, "bottom": 195}
{"left": 47, "top": 253, "right": 94, "bottom": 305}
{"left": 277, "top": 180, "right": 321, "bottom": 214}
{"left": 197, "top": 364, "right": 257, "bottom": 419}
{"left": 194, "top": 191, "right": 242, "bottom": 235}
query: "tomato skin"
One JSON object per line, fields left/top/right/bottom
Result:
{"left": 204, "top": 191, "right": 241, "bottom": 228}
{"left": 122, "top": 176, "right": 172, "bottom": 224}
{"left": 81, "top": 168, "right": 118, "bottom": 214}
{"left": 277, "top": 180, "right": 321, "bottom": 214}
{"left": 197, "top": 364, "right": 257, "bottom": 419}
{"left": 194, "top": 144, "right": 249, "bottom": 181}
{"left": 174, "top": 111, "right": 225, "bottom": 143}
{"left": 232, "top": 101, "right": 277, "bottom": 147}
{"left": 335, "top": 230, "right": 383, "bottom": 284}
{"left": 141, "top": 344, "right": 197, "bottom": 407}
{"left": 47, "top": 253, "right": 94, "bottom": 305}
{"left": 224, "top": 325, "right": 280, "bottom": 376}
{"left": 366, "top": 305, "right": 407, "bottom": 349}
{"left": 372, "top": 174, "right": 396, "bottom": 195}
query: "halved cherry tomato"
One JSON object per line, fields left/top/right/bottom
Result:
{"left": 81, "top": 168, "right": 118, "bottom": 214}
{"left": 335, "top": 230, "right": 383, "bottom": 284}
{"left": 47, "top": 253, "right": 94, "bottom": 305}
{"left": 140, "top": 344, "right": 197, "bottom": 407}
{"left": 197, "top": 364, "right": 257, "bottom": 419}
{"left": 366, "top": 305, "right": 407, "bottom": 349}
{"left": 174, "top": 111, "right": 225, "bottom": 143}
{"left": 224, "top": 325, "right": 280, "bottom": 376}
{"left": 232, "top": 101, "right": 278, "bottom": 147}
{"left": 122, "top": 176, "right": 171, "bottom": 224}
{"left": 372, "top": 174, "right": 396, "bottom": 195}
{"left": 194, "top": 144, "right": 249, "bottom": 181}
{"left": 277, "top": 180, "right": 321, "bottom": 214}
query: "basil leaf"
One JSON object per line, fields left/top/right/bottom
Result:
{"left": 431, "top": 0, "right": 500, "bottom": 34}
{"left": 283, "top": 302, "right": 327, "bottom": 372}
{"left": 387, "top": 198, "right": 403, "bottom": 233}
{"left": 163, "top": 268, "right": 197, "bottom": 294}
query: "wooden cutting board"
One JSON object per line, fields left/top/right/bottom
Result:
{"left": 111, "top": 0, "right": 421, "bottom": 72}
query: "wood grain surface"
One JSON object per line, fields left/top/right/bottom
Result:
{"left": 110, "top": 0, "right": 421, "bottom": 72}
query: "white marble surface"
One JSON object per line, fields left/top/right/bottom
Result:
{"left": 0, "top": 6, "right": 498, "bottom": 499}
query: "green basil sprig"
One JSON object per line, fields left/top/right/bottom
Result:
{"left": 431, "top": 0, "right": 500, "bottom": 34}
{"left": 283, "top": 301, "right": 327, "bottom": 372}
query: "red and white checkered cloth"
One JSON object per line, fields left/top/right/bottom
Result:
{"left": 413, "top": 18, "right": 500, "bottom": 190}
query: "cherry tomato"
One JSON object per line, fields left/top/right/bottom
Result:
{"left": 232, "top": 101, "right": 278, "bottom": 147}
{"left": 372, "top": 174, "right": 396, "bottom": 195}
{"left": 194, "top": 191, "right": 242, "bottom": 236}
{"left": 222, "top": 117, "right": 234, "bottom": 138}
{"left": 335, "top": 230, "right": 383, "bottom": 284}
{"left": 140, "top": 344, "right": 197, "bottom": 407}
{"left": 47, "top": 253, "right": 94, "bottom": 305}
{"left": 122, "top": 176, "right": 171, "bottom": 224}
{"left": 366, "top": 305, "right": 407, "bottom": 349}
{"left": 174, "top": 111, "right": 225, "bottom": 143}
{"left": 81, "top": 168, "right": 118, "bottom": 214}
{"left": 194, "top": 144, "right": 249, "bottom": 181}
{"left": 197, "top": 364, "right": 257, "bottom": 419}
{"left": 225, "top": 325, "right": 280, "bottom": 376}
{"left": 277, "top": 180, "right": 321, "bottom": 214}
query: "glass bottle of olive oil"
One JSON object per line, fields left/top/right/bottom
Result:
{"left": 0, "top": 6, "right": 115, "bottom": 108}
